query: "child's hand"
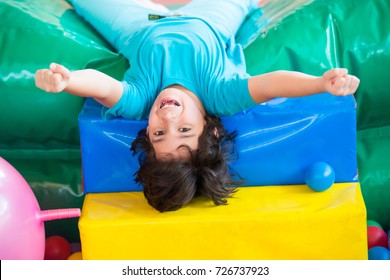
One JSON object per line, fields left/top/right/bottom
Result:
{"left": 35, "top": 63, "right": 71, "bottom": 93}
{"left": 322, "top": 68, "right": 360, "bottom": 96}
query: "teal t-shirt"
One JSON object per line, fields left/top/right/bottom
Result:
{"left": 104, "top": 16, "right": 256, "bottom": 120}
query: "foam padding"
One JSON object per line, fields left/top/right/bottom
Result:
{"left": 79, "top": 183, "right": 367, "bottom": 260}
{"left": 79, "top": 94, "right": 357, "bottom": 193}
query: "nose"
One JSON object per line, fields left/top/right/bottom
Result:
{"left": 160, "top": 110, "right": 179, "bottom": 122}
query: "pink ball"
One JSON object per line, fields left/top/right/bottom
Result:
{"left": 0, "top": 157, "right": 46, "bottom": 259}
{"left": 0, "top": 157, "right": 80, "bottom": 260}
{"left": 367, "top": 226, "right": 388, "bottom": 249}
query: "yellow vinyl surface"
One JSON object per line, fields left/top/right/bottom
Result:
{"left": 79, "top": 183, "right": 367, "bottom": 260}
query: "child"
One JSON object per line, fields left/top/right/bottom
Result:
{"left": 35, "top": 0, "right": 360, "bottom": 211}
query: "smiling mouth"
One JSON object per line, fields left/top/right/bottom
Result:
{"left": 160, "top": 99, "right": 181, "bottom": 109}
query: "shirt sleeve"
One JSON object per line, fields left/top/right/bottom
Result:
{"left": 208, "top": 74, "right": 257, "bottom": 116}
{"left": 101, "top": 81, "right": 150, "bottom": 120}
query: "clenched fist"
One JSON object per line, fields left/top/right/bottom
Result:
{"left": 322, "top": 68, "right": 360, "bottom": 96}
{"left": 35, "top": 63, "right": 71, "bottom": 93}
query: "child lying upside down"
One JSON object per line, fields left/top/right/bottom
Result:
{"left": 35, "top": 0, "right": 360, "bottom": 212}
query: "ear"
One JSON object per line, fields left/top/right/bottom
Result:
{"left": 213, "top": 127, "right": 219, "bottom": 138}
{"left": 146, "top": 126, "right": 149, "bottom": 135}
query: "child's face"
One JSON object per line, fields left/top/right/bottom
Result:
{"left": 147, "top": 86, "right": 206, "bottom": 159}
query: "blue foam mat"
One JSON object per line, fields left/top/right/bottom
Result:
{"left": 79, "top": 93, "right": 357, "bottom": 193}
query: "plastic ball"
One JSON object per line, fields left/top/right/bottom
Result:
{"left": 70, "top": 242, "right": 81, "bottom": 253}
{"left": 305, "top": 162, "right": 335, "bottom": 192}
{"left": 368, "top": 246, "right": 390, "bottom": 260}
{"left": 67, "top": 251, "right": 83, "bottom": 260}
{"left": 44, "top": 235, "right": 72, "bottom": 260}
{"left": 367, "top": 220, "right": 383, "bottom": 229}
{"left": 367, "top": 226, "right": 388, "bottom": 249}
{"left": 388, "top": 230, "right": 390, "bottom": 250}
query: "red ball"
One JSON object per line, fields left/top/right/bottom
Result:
{"left": 44, "top": 235, "right": 72, "bottom": 260}
{"left": 367, "top": 226, "right": 388, "bottom": 249}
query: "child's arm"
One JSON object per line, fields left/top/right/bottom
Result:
{"left": 248, "top": 68, "right": 360, "bottom": 104}
{"left": 35, "top": 63, "right": 122, "bottom": 108}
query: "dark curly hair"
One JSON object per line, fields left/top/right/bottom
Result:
{"left": 130, "top": 115, "right": 242, "bottom": 212}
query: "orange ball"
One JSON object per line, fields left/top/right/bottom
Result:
{"left": 67, "top": 251, "right": 83, "bottom": 260}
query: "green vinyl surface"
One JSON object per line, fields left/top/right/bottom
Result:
{"left": 1, "top": 0, "right": 389, "bottom": 240}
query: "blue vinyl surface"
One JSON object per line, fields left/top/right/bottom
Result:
{"left": 79, "top": 93, "right": 357, "bottom": 193}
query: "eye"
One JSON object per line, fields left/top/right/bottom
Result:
{"left": 179, "top": 128, "right": 191, "bottom": 133}
{"left": 154, "top": 130, "right": 165, "bottom": 136}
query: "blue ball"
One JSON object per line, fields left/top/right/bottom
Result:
{"left": 305, "top": 162, "right": 335, "bottom": 192}
{"left": 368, "top": 246, "right": 390, "bottom": 260}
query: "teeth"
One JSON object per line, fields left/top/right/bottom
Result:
{"left": 162, "top": 103, "right": 175, "bottom": 108}
{"left": 160, "top": 100, "right": 180, "bottom": 109}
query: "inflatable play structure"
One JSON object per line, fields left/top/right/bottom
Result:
{"left": 1, "top": 0, "right": 389, "bottom": 259}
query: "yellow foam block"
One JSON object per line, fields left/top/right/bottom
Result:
{"left": 79, "top": 183, "right": 367, "bottom": 260}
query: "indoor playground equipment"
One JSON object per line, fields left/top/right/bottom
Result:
{"left": 1, "top": 0, "right": 389, "bottom": 259}
{"left": 0, "top": 157, "right": 80, "bottom": 260}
